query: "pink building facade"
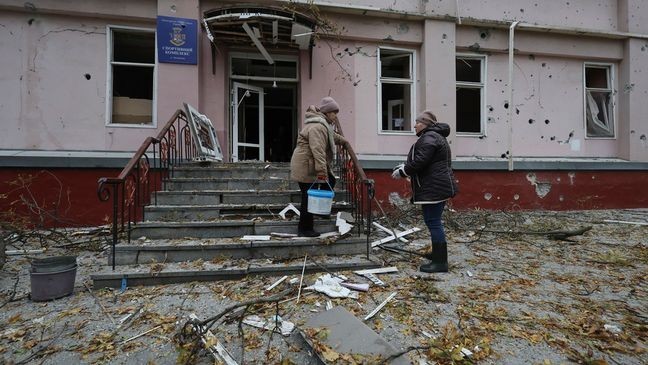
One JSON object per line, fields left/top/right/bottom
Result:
{"left": 1, "top": 0, "right": 648, "bottom": 226}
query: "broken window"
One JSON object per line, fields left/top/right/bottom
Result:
{"left": 584, "top": 64, "right": 615, "bottom": 138}
{"left": 456, "top": 55, "right": 485, "bottom": 135}
{"left": 379, "top": 48, "right": 414, "bottom": 133}
{"left": 107, "top": 27, "right": 156, "bottom": 126}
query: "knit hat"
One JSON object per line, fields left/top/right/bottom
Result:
{"left": 416, "top": 110, "right": 437, "bottom": 126}
{"left": 318, "top": 97, "right": 340, "bottom": 113}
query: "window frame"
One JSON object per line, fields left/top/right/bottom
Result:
{"left": 105, "top": 25, "right": 158, "bottom": 128}
{"left": 583, "top": 62, "right": 616, "bottom": 139}
{"left": 455, "top": 53, "right": 487, "bottom": 137}
{"left": 376, "top": 46, "right": 416, "bottom": 135}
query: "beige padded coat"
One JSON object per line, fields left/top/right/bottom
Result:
{"left": 290, "top": 107, "right": 347, "bottom": 183}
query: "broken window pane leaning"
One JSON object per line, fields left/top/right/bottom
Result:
{"left": 586, "top": 90, "right": 614, "bottom": 138}
{"left": 584, "top": 64, "right": 614, "bottom": 138}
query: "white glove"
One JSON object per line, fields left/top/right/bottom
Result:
{"left": 391, "top": 163, "right": 406, "bottom": 179}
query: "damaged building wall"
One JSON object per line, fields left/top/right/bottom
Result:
{"left": 0, "top": 8, "right": 160, "bottom": 152}
{"left": 439, "top": 0, "right": 619, "bottom": 31}
{"left": 439, "top": 26, "right": 629, "bottom": 159}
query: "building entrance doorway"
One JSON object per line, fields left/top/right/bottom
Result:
{"left": 230, "top": 54, "right": 298, "bottom": 162}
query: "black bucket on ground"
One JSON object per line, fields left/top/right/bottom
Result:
{"left": 30, "top": 256, "right": 77, "bottom": 301}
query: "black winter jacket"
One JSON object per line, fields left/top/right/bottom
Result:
{"left": 403, "top": 123, "right": 458, "bottom": 203}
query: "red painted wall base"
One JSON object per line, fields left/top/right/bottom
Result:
{"left": 0, "top": 168, "right": 120, "bottom": 228}
{"left": 1, "top": 168, "right": 647, "bottom": 228}
{"left": 367, "top": 170, "right": 648, "bottom": 211}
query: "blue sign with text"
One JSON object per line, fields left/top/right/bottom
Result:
{"left": 157, "top": 16, "right": 198, "bottom": 64}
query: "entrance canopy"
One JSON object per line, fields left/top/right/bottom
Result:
{"left": 203, "top": 5, "right": 317, "bottom": 73}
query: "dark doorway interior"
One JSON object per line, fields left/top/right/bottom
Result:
{"left": 260, "top": 82, "right": 296, "bottom": 162}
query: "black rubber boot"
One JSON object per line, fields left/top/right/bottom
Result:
{"left": 419, "top": 242, "right": 448, "bottom": 273}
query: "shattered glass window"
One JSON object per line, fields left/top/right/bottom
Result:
{"left": 109, "top": 27, "right": 156, "bottom": 126}
{"left": 379, "top": 48, "right": 414, "bottom": 132}
{"left": 585, "top": 64, "right": 615, "bottom": 138}
{"left": 456, "top": 56, "right": 485, "bottom": 135}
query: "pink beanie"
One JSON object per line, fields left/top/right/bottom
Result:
{"left": 318, "top": 96, "right": 340, "bottom": 113}
{"left": 416, "top": 110, "right": 437, "bottom": 126}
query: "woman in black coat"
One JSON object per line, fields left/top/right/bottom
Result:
{"left": 392, "top": 110, "right": 458, "bottom": 272}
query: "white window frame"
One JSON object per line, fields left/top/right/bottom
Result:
{"left": 583, "top": 62, "right": 616, "bottom": 139}
{"left": 455, "top": 53, "right": 487, "bottom": 137}
{"left": 377, "top": 46, "right": 416, "bottom": 135}
{"left": 105, "top": 25, "right": 158, "bottom": 128}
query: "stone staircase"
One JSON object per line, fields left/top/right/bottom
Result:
{"left": 91, "top": 161, "right": 378, "bottom": 288}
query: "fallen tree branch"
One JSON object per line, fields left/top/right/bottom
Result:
{"left": 477, "top": 226, "right": 592, "bottom": 241}
{"left": 200, "top": 287, "right": 295, "bottom": 332}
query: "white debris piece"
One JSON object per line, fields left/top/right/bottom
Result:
{"left": 340, "top": 282, "right": 370, "bottom": 292}
{"left": 364, "top": 292, "right": 397, "bottom": 321}
{"left": 318, "top": 231, "right": 339, "bottom": 239}
{"left": 265, "top": 276, "right": 288, "bottom": 291}
{"left": 241, "top": 235, "right": 271, "bottom": 241}
{"left": 603, "top": 219, "right": 648, "bottom": 226}
{"left": 354, "top": 267, "right": 399, "bottom": 275}
{"left": 371, "top": 227, "right": 421, "bottom": 248}
{"left": 466, "top": 270, "right": 474, "bottom": 277}
{"left": 325, "top": 300, "right": 333, "bottom": 310}
{"left": 242, "top": 315, "right": 294, "bottom": 336}
{"left": 604, "top": 324, "right": 622, "bottom": 334}
{"left": 336, "top": 212, "right": 354, "bottom": 235}
{"left": 373, "top": 222, "right": 408, "bottom": 242}
{"left": 362, "top": 273, "right": 386, "bottom": 287}
{"left": 460, "top": 347, "right": 474, "bottom": 358}
{"left": 306, "top": 274, "right": 352, "bottom": 298}
{"left": 278, "top": 203, "right": 300, "bottom": 219}
{"left": 270, "top": 232, "right": 297, "bottom": 238}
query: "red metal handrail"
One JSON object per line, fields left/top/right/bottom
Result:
{"left": 97, "top": 109, "right": 196, "bottom": 269}
{"left": 330, "top": 117, "right": 375, "bottom": 257}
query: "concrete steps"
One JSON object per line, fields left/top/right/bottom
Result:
{"left": 153, "top": 190, "right": 349, "bottom": 205}
{"left": 171, "top": 165, "right": 291, "bottom": 179}
{"left": 131, "top": 219, "right": 340, "bottom": 239}
{"left": 143, "top": 202, "right": 353, "bottom": 221}
{"left": 94, "top": 161, "right": 369, "bottom": 288}
{"left": 111, "top": 236, "right": 368, "bottom": 265}
{"left": 91, "top": 254, "right": 379, "bottom": 288}
{"left": 163, "top": 177, "right": 296, "bottom": 191}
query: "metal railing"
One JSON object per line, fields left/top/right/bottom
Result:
{"left": 97, "top": 109, "right": 376, "bottom": 270}
{"left": 97, "top": 109, "right": 197, "bottom": 269}
{"left": 330, "top": 117, "right": 375, "bottom": 257}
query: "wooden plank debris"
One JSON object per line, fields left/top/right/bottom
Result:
{"left": 364, "top": 292, "right": 397, "bottom": 321}
{"left": 297, "top": 255, "right": 307, "bottom": 303}
{"left": 354, "top": 267, "right": 398, "bottom": 275}
{"left": 373, "top": 222, "right": 408, "bottom": 242}
{"left": 371, "top": 227, "right": 421, "bottom": 247}
{"left": 241, "top": 235, "right": 271, "bottom": 241}
{"left": 265, "top": 275, "right": 288, "bottom": 291}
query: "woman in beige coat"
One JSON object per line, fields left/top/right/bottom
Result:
{"left": 290, "top": 97, "right": 348, "bottom": 237}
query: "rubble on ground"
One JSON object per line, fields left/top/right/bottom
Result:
{"left": 0, "top": 209, "right": 646, "bottom": 364}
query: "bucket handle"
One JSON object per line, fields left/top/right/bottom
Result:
{"left": 308, "top": 179, "right": 333, "bottom": 191}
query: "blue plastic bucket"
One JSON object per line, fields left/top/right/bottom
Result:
{"left": 307, "top": 188, "right": 335, "bottom": 215}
